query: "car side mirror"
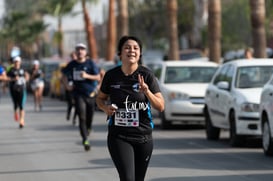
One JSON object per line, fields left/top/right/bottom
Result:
{"left": 217, "top": 81, "right": 229, "bottom": 90}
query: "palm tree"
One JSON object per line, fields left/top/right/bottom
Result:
{"left": 208, "top": 0, "right": 221, "bottom": 63}
{"left": 250, "top": 0, "right": 266, "bottom": 58}
{"left": 46, "top": 0, "right": 77, "bottom": 58}
{"left": 117, "top": 0, "right": 129, "bottom": 39}
{"left": 81, "top": 0, "right": 98, "bottom": 60}
{"left": 106, "top": 0, "right": 117, "bottom": 61}
{"left": 1, "top": 11, "right": 47, "bottom": 59}
{"left": 167, "top": 0, "right": 179, "bottom": 60}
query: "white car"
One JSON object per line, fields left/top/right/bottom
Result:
{"left": 148, "top": 60, "right": 218, "bottom": 129}
{"left": 205, "top": 59, "right": 273, "bottom": 146}
{"left": 260, "top": 74, "right": 273, "bottom": 156}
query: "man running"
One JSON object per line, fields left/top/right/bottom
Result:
{"left": 62, "top": 43, "right": 100, "bottom": 151}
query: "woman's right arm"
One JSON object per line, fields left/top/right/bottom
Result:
{"left": 96, "top": 91, "right": 117, "bottom": 116}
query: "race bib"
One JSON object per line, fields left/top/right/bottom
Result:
{"left": 114, "top": 109, "right": 139, "bottom": 127}
{"left": 73, "top": 70, "right": 84, "bottom": 81}
{"left": 16, "top": 77, "right": 26, "bottom": 85}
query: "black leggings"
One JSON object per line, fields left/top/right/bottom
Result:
{"left": 65, "top": 90, "right": 76, "bottom": 119}
{"left": 107, "top": 134, "right": 153, "bottom": 181}
{"left": 74, "top": 95, "right": 95, "bottom": 142}
{"left": 10, "top": 87, "right": 26, "bottom": 110}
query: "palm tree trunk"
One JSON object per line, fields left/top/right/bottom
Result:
{"left": 106, "top": 0, "right": 117, "bottom": 61}
{"left": 81, "top": 0, "right": 98, "bottom": 60}
{"left": 250, "top": 0, "right": 266, "bottom": 58}
{"left": 117, "top": 0, "right": 129, "bottom": 39}
{"left": 167, "top": 0, "right": 179, "bottom": 60}
{"left": 57, "top": 16, "right": 64, "bottom": 58}
{"left": 208, "top": 0, "right": 221, "bottom": 63}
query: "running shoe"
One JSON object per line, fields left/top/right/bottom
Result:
{"left": 83, "top": 140, "right": 90, "bottom": 151}
{"left": 19, "top": 124, "right": 24, "bottom": 129}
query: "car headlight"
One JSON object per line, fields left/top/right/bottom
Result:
{"left": 240, "top": 103, "right": 259, "bottom": 112}
{"left": 168, "top": 91, "right": 189, "bottom": 101}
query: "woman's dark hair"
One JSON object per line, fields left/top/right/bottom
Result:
{"left": 117, "top": 35, "right": 143, "bottom": 65}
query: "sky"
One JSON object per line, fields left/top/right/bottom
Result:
{"left": 0, "top": 0, "right": 4, "bottom": 18}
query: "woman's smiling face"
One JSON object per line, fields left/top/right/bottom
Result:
{"left": 120, "top": 39, "right": 141, "bottom": 64}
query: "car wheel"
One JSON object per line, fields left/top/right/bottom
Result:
{"left": 229, "top": 111, "right": 245, "bottom": 147}
{"left": 160, "top": 111, "right": 172, "bottom": 130}
{"left": 204, "top": 107, "right": 220, "bottom": 140}
{"left": 262, "top": 118, "right": 273, "bottom": 156}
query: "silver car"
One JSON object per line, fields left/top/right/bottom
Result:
{"left": 147, "top": 60, "right": 218, "bottom": 129}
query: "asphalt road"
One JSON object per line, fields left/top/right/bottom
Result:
{"left": 0, "top": 94, "right": 273, "bottom": 181}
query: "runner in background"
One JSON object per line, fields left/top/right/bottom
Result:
{"left": 0, "top": 63, "right": 7, "bottom": 81}
{"left": 244, "top": 47, "right": 253, "bottom": 59}
{"left": 0, "top": 63, "right": 8, "bottom": 99}
{"left": 64, "top": 51, "right": 77, "bottom": 124}
{"left": 7, "top": 56, "right": 29, "bottom": 128}
{"left": 30, "top": 60, "right": 44, "bottom": 111}
{"left": 62, "top": 43, "right": 100, "bottom": 151}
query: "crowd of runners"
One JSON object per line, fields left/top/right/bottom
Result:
{"left": 0, "top": 56, "right": 44, "bottom": 128}
{"left": 0, "top": 36, "right": 165, "bottom": 181}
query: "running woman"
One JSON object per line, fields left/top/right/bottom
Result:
{"left": 96, "top": 36, "right": 165, "bottom": 181}
{"left": 7, "top": 56, "right": 29, "bottom": 128}
{"left": 62, "top": 43, "right": 100, "bottom": 151}
{"left": 30, "top": 60, "right": 44, "bottom": 111}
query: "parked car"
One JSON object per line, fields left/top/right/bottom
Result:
{"left": 50, "top": 62, "right": 67, "bottom": 99}
{"left": 204, "top": 59, "right": 273, "bottom": 146}
{"left": 41, "top": 58, "right": 66, "bottom": 96}
{"left": 98, "top": 60, "right": 116, "bottom": 72}
{"left": 179, "top": 49, "right": 205, "bottom": 60}
{"left": 223, "top": 47, "right": 273, "bottom": 63}
{"left": 150, "top": 60, "right": 218, "bottom": 129}
{"left": 163, "top": 49, "right": 208, "bottom": 62}
{"left": 259, "top": 74, "right": 273, "bottom": 156}
{"left": 142, "top": 49, "right": 164, "bottom": 65}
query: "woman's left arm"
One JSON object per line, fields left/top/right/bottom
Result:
{"left": 138, "top": 74, "right": 164, "bottom": 112}
{"left": 145, "top": 90, "right": 165, "bottom": 112}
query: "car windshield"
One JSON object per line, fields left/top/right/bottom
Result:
{"left": 235, "top": 66, "right": 273, "bottom": 88}
{"left": 164, "top": 66, "right": 217, "bottom": 84}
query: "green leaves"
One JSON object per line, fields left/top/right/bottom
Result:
{"left": 1, "top": 11, "right": 47, "bottom": 42}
